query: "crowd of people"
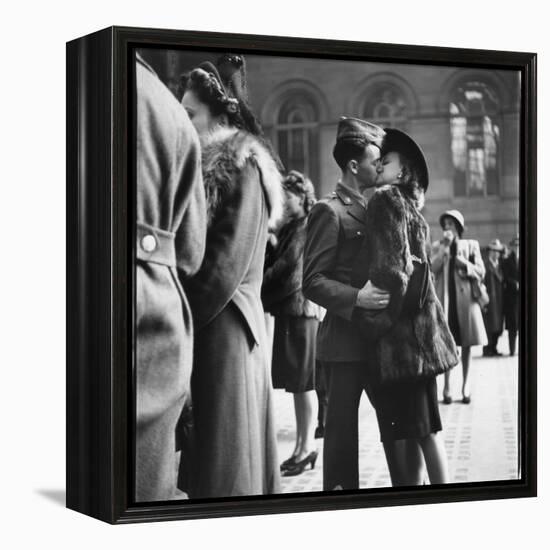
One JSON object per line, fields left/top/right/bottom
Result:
{"left": 134, "top": 51, "right": 520, "bottom": 501}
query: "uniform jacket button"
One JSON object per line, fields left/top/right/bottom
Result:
{"left": 141, "top": 234, "right": 157, "bottom": 253}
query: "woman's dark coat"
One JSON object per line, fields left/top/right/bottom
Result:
{"left": 183, "top": 127, "right": 283, "bottom": 498}
{"left": 262, "top": 216, "right": 320, "bottom": 318}
{"left": 352, "top": 185, "right": 458, "bottom": 384}
{"left": 135, "top": 56, "right": 206, "bottom": 502}
{"left": 483, "top": 258, "right": 504, "bottom": 334}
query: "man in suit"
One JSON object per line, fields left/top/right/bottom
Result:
{"left": 482, "top": 239, "right": 505, "bottom": 357}
{"left": 502, "top": 235, "right": 520, "bottom": 355}
{"left": 303, "top": 117, "right": 389, "bottom": 490}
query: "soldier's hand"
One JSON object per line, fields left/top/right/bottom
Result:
{"left": 356, "top": 280, "right": 390, "bottom": 310}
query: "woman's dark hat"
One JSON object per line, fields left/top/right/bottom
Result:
{"left": 439, "top": 209, "right": 465, "bottom": 234}
{"left": 382, "top": 128, "right": 429, "bottom": 191}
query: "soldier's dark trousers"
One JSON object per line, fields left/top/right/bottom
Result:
{"left": 322, "top": 361, "right": 373, "bottom": 490}
{"left": 508, "top": 330, "right": 518, "bottom": 355}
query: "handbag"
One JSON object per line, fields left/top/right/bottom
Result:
{"left": 402, "top": 255, "right": 430, "bottom": 315}
{"left": 471, "top": 278, "right": 490, "bottom": 308}
{"left": 353, "top": 247, "right": 430, "bottom": 342}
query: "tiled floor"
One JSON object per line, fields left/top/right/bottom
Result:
{"left": 275, "top": 342, "right": 519, "bottom": 494}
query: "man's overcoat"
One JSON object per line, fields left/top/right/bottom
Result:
{"left": 502, "top": 252, "right": 519, "bottom": 333}
{"left": 135, "top": 56, "right": 206, "bottom": 502}
{"left": 483, "top": 258, "right": 504, "bottom": 335}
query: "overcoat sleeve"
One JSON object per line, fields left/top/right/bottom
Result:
{"left": 503, "top": 256, "right": 519, "bottom": 291}
{"left": 303, "top": 202, "right": 359, "bottom": 321}
{"left": 262, "top": 222, "right": 304, "bottom": 307}
{"left": 174, "top": 131, "right": 207, "bottom": 278}
{"left": 184, "top": 160, "right": 264, "bottom": 330}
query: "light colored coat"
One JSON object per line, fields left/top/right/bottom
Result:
{"left": 431, "top": 238, "right": 488, "bottom": 347}
{"left": 184, "top": 126, "right": 283, "bottom": 498}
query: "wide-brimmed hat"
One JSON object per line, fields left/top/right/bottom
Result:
{"left": 488, "top": 238, "right": 504, "bottom": 252}
{"left": 509, "top": 234, "right": 520, "bottom": 246}
{"left": 439, "top": 209, "right": 465, "bottom": 235}
{"left": 381, "top": 128, "right": 430, "bottom": 191}
{"left": 336, "top": 116, "right": 385, "bottom": 148}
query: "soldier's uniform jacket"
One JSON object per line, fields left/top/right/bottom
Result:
{"left": 303, "top": 182, "right": 369, "bottom": 362}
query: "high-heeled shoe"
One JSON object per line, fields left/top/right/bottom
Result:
{"left": 280, "top": 455, "right": 298, "bottom": 471}
{"left": 443, "top": 394, "right": 452, "bottom": 405}
{"left": 462, "top": 395, "right": 471, "bottom": 404}
{"left": 283, "top": 451, "right": 318, "bottom": 477}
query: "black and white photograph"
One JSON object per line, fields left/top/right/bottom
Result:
{"left": 134, "top": 46, "right": 524, "bottom": 503}
{"left": 6, "top": 0, "right": 548, "bottom": 544}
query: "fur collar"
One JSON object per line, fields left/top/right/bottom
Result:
{"left": 200, "top": 127, "right": 283, "bottom": 229}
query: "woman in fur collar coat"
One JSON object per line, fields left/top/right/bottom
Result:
{"left": 180, "top": 55, "right": 283, "bottom": 498}
{"left": 352, "top": 129, "right": 457, "bottom": 486}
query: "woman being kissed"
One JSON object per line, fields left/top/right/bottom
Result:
{"left": 353, "top": 128, "right": 458, "bottom": 486}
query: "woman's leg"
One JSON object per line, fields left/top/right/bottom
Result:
{"left": 293, "top": 390, "right": 317, "bottom": 460}
{"left": 291, "top": 391, "right": 302, "bottom": 457}
{"left": 382, "top": 439, "right": 425, "bottom": 486}
{"left": 418, "top": 432, "right": 449, "bottom": 484}
{"left": 509, "top": 330, "right": 517, "bottom": 356}
{"left": 443, "top": 371, "right": 452, "bottom": 401}
{"left": 461, "top": 345, "right": 471, "bottom": 398}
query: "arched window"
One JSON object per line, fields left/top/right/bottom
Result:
{"left": 273, "top": 93, "right": 319, "bottom": 183}
{"left": 449, "top": 81, "right": 500, "bottom": 197}
{"left": 362, "top": 83, "right": 410, "bottom": 129}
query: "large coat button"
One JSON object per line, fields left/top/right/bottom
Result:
{"left": 141, "top": 234, "right": 157, "bottom": 253}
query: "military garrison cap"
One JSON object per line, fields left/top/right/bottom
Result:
{"left": 336, "top": 116, "right": 385, "bottom": 148}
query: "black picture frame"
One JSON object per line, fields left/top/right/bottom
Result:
{"left": 66, "top": 26, "right": 537, "bottom": 524}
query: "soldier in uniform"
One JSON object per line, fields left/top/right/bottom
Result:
{"left": 303, "top": 117, "right": 390, "bottom": 490}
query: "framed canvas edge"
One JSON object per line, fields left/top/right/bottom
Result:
{"left": 67, "top": 25, "right": 537, "bottom": 525}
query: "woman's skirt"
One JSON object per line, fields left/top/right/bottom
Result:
{"left": 271, "top": 315, "right": 318, "bottom": 393}
{"left": 371, "top": 376, "right": 442, "bottom": 442}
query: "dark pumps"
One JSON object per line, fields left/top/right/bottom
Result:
{"left": 442, "top": 394, "right": 471, "bottom": 405}
{"left": 280, "top": 456, "right": 298, "bottom": 472}
{"left": 282, "top": 451, "right": 318, "bottom": 477}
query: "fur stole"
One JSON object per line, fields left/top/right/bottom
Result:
{"left": 200, "top": 127, "right": 283, "bottom": 229}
